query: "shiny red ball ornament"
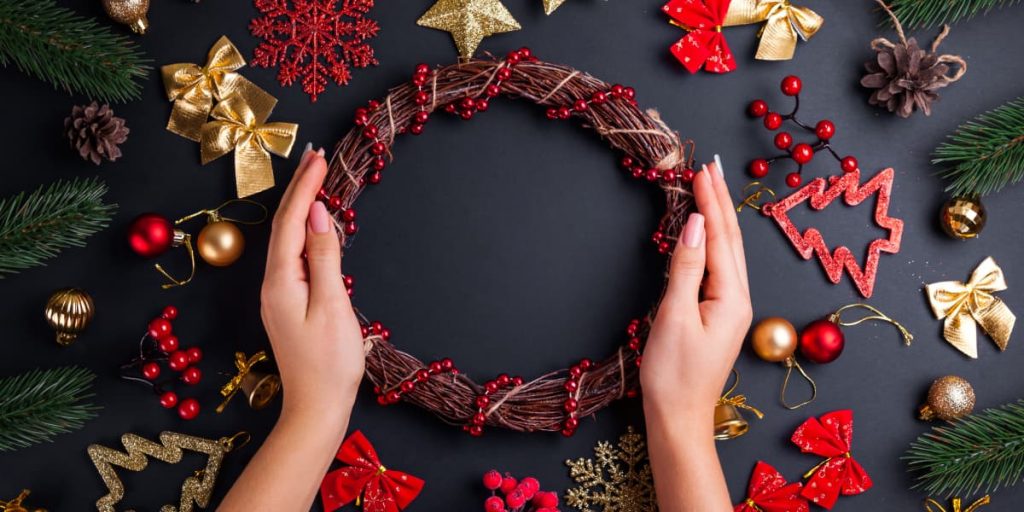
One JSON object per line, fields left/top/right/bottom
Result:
{"left": 749, "top": 159, "right": 770, "bottom": 178}
{"left": 764, "top": 112, "right": 783, "bottom": 130}
{"left": 157, "top": 334, "right": 179, "bottom": 353}
{"left": 815, "top": 119, "right": 835, "bottom": 140}
{"left": 841, "top": 155, "right": 858, "bottom": 173}
{"left": 791, "top": 143, "right": 814, "bottom": 164}
{"left": 799, "top": 319, "right": 845, "bottom": 364}
{"left": 774, "top": 132, "right": 793, "bottom": 149}
{"left": 128, "top": 213, "right": 175, "bottom": 258}
{"left": 785, "top": 172, "right": 802, "bottom": 188}
{"left": 148, "top": 318, "right": 172, "bottom": 339}
{"left": 177, "top": 398, "right": 200, "bottom": 420}
{"left": 159, "top": 391, "right": 178, "bottom": 408}
{"left": 186, "top": 346, "right": 203, "bottom": 364}
{"left": 483, "top": 470, "right": 503, "bottom": 490}
{"left": 141, "top": 362, "right": 161, "bottom": 380}
{"left": 780, "top": 75, "right": 802, "bottom": 96}
{"left": 748, "top": 99, "right": 769, "bottom": 117}
{"left": 168, "top": 350, "right": 189, "bottom": 371}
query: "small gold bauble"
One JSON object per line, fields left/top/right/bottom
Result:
{"left": 197, "top": 220, "right": 245, "bottom": 267}
{"left": 102, "top": 0, "right": 150, "bottom": 34}
{"left": 44, "top": 288, "right": 94, "bottom": 346}
{"left": 751, "top": 317, "right": 798, "bottom": 362}
{"left": 940, "top": 196, "right": 986, "bottom": 240}
{"left": 919, "top": 375, "right": 976, "bottom": 421}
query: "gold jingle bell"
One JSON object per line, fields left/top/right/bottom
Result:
{"left": 241, "top": 371, "right": 282, "bottom": 410}
{"left": 940, "top": 196, "right": 986, "bottom": 240}
{"left": 102, "top": 0, "right": 150, "bottom": 34}
{"left": 714, "top": 402, "right": 749, "bottom": 440}
{"left": 44, "top": 288, "right": 94, "bottom": 346}
{"left": 197, "top": 215, "right": 245, "bottom": 267}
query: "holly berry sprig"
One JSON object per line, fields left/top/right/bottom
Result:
{"left": 121, "top": 305, "right": 203, "bottom": 420}
{"left": 747, "top": 75, "right": 859, "bottom": 188}
{"left": 482, "top": 470, "right": 561, "bottom": 512}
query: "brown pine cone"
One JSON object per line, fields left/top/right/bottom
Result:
{"left": 64, "top": 102, "right": 129, "bottom": 164}
{"left": 861, "top": 37, "right": 951, "bottom": 118}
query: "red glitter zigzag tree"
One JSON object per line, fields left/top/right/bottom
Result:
{"left": 763, "top": 168, "right": 903, "bottom": 298}
{"left": 250, "top": 0, "right": 380, "bottom": 102}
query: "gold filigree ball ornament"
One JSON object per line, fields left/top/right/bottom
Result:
{"left": 44, "top": 288, "right": 94, "bottom": 346}
{"left": 919, "top": 375, "right": 976, "bottom": 422}
{"left": 127, "top": 200, "right": 266, "bottom": 288}
{"left": 940, "top": 196, "right": 986, "bottom": 240}
{"left": 102, "top": 0, "right": 149, "bottom": 34}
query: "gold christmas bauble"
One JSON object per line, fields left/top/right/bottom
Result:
{"left": 919, "top": 375, "right": 976, "bottom": 421}
{"left": 940, "top": 196, "right": 986, "bottom": 240}
{"left": 102, "top": 0, "right": 150, "bottom": 34}
{"left": 197, "top": 220, "right": 245, "bottom": 267}
{"left": 44, "top": 288, "right": 94, "bottom": 346}
{"left": 751, "top": 317, "right": 798, "bottom": 362}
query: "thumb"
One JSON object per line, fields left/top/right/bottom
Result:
{"left": 305, "top": 200, "right": 347, "bottom": 313}
{"left": 662, "top": 213, "right": 706, "bottom": 315}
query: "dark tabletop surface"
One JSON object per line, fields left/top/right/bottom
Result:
{"left": 2, "top": 0, "right": 1024, "bottom": 510}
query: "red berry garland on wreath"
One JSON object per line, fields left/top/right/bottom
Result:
{"left": 120, "top": 306, "right": 204, "bottom": 420}
{"left": 747, "top": 75, "right": 859, "bottom": 188}
{"left": 318, "top": 50, "right": 698, "bottom": 436}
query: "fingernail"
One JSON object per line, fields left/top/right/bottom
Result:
{"left": 701, "top": 164, "right": 712, "bottom": 182}
{"left": 682, "top": 213, "right": 705, "bottom": 248}
{"left": 309, "top": 201, "right": 330, "bottom": 233}
{"left": 300, "top": 142, "right": 313, "bottom": 161}
{"left": 713, "top": 154, "right": 724, "bottom": 177}
{"left": 316, "top": 147, "right": 325, "bottom": 157}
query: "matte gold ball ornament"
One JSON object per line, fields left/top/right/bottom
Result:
{"left": 919, "top": 375, "right": 976, "bottom": 421}
{"left": 940, "top": 196, "right": 986, "bottom": 239}
{"left": 101, "top": 0, "right": 150, "bottom": 34}
{"left": 197, "top": 217, "right": 245, "bottom": 267}
{"left": 44, "top": 288, "right": 95, "bottom": 346}
{"left": 750, "top": 317, "right": 817, "bottom": 409}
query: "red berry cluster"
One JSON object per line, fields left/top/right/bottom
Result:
{"left": 466, "top": 372, "right": 525, "bottom": 437}
{"left": 560, "top": 357, "right": 592, "bottom": 436}
{"left": 620, "top": 148, "right": 696, "bottom": 186}
{"left": 747, "top": 75, "right": 859, "bottom": 188}
{"left": 368, "top": 321, "right": 464, "bottom": 407}
{"left": 352, "top": 98, "right": 388, "bottom": 186}
{"left": 317, "top": 187, "right": 358, "bottom": 237}
{"left": 444, "top": 48, "right": 536, "bottom": 122}
{"left": 545, "top": 82, "right": 635, "bottom": 121}
{"left": 135, "top": 306, "right": 202, "bottom": 420}
{"left": 482, "top": 470, "right": 560, "bottom": 512}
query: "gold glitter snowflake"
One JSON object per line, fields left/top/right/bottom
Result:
{"left": 565, "top": 427, "right": 657, "bottom": 512}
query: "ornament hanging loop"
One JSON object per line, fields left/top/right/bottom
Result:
{"left": 781, "top": 356, "right": 817, "bottom": 410}
{"left": 174, "top": 198, "right": 269, "bottom": 226}
{"left": 155, "top": 231, "right": 195, "bottom": 289}
{"left": 829, "top": 303, "right": 914, "bottom": 345}
{"left": 222, "top": 431, "right": 252, "bottom": 452}
{"left": 924, "top": 495, "right": 991, "bottom": 512}
{"left": 715, "top": 369, "right": 764, "bottom": 440}
{"left": 736, "top": 181, "right": 776, "bottom": 213}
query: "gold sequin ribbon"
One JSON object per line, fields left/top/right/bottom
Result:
{"left": 924, "top": 495, "right": 991, "bottom": 512}
{"left": 724, "top": 0, "right": 823, "bottom": 61}
{"left": 216, "top": 351, "right": 270, "bottom": 413}
{"left": 201, "top": 93, "right": 298, "bottom": 198}
{"left": 162, "top": 36, "right": 276, "bottom": 141}
{"left": 719, "top": 369, "right": 764, "bottom": 419}
{"left": 926, "top": 257, "right": 1016, "bottom": 359}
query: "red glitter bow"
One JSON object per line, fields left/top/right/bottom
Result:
{"left": 662, "top": 0, "right": 737, "bottom": 74}
{"left": 320, "top": 431, "right": 424, "bottom": 512}
{"left": 790, "top": 410, "right": 872, "bottom": 510}
{"left": 734, "top": 461, "right": 809, "bottom": 512}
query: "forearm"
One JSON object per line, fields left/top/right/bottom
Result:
{"left": 644, "top": 400, "right": 732, "bottom": 512}
{"left": 218, "top": 394, "right": 355, "bottom": 511}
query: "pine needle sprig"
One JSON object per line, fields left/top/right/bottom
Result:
{"left": 904, "top": 399, "right": 1024, "bottom": 496}
{"left": 0, "top": 366, "right": 99, "bottom": 452}
{"left": 0, "top": 0, "right": 149, "bottom": 103}
{"left": 885, "top": 0, "right": 1023, "bottom": 29}
{"left": 0, "top": 177, "right": 117, "bottom": 277}
{"left": 934, "top": 97, "right": 1024, "bottom": 197}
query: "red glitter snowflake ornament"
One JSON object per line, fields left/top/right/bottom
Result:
{"left": 250, "top": 0, "right": 380, "bottom": 102}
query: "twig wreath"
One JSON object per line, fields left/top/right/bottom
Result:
{"left": 322, "top": 49, "right": 697, "bottom": 436}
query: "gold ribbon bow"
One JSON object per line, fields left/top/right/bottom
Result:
{"left": 201, "top": 93, "right": 298, "bottom": 198}
{"left": 0, "top": 489, "right": 45, "bottom": 512}
{"left": 926, "top": 257, "right": 1016, "bottom": 359}
{"left": 719, "top": 369, "right": 765, "bottom": 419}
{"left": 216, "top": 351, "right": 269, "bottom": 413}
{"left": 724, "top": 0, "right": 824, "bottom": 60}
{"left": 924, "top": 495, "right": 991, "bottom": 512}
{"left": 162, "top": 36, "right": 276, "bottom": 141}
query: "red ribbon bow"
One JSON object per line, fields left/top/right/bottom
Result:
{"left": 320, "top": 431, "right": 425, "bottom": 512}
{"left": 790, "top": 410, "right": 872, "bottom": 510}
{"left": 662, "top": 0, "right": 737, "bottom": 74}
{"left": 734, "top": 461, "right": 808, "bottom": 512}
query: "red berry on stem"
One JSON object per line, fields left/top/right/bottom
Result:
{"left": 368, "top": 171, "right": 382, "bottom": 185}
{"left": 440, "top": 358, "right": 454, "bottom": 371}
{"left": 483, "top": 470, "right": 503, "bottom": 490}
{"left": 748, "top": 99, "right": 768, "bottom": 117}
{"left": 592, "top": 91, "right": 608, "bottom": 104}
{"left": 410, "top": 123, "right": 424, "bottom": 135}
{"left": 749, "top": 159, "right": 770, "bottom": 178}
{"left": 841, "top": 155, "right": 858, "bottom": 173}
{"left": 500, "top": 476, "right": 518, "bottom": 494}
{"left": 363, "top": 124, "right": 378, "bottom": 138}
{"left": 148, "top": 318, "right": 172, "bottom": 339}
{"left": 573, "top": 99, "right": 588, "bottom": 112}
{"left": 344, "top": 221, "right": 358, "bottom": 236}
{"left": 496, "top": 67, "right": 512, "bottom": 81}
{"left": 142, "top": 362, "right": 161, "bottom": 380}
{"left": 485, "top": 496, "right": 504, "bottom": 512}
{"left": 161, "top": 305, "right": 178, "bottom": 320}
{"left": 815, "top": 119, "right": 835, "bottom": 140}
{"left": 415, "top": 63, "right": 430, "bottom": 75}
{"left": 159, "top": 391, "right": 178, "bottom": 408}
{"left": 476, "top": 395, "right": 490, "bottom": 408}
{"left": 557, "top": 106, "right": 571, "bottom": 120}
{"left": 186, "top": 346, "right": 203, "bottom": 364}
{"left": 520, "top": 477, "right": 540, "bottom": 494}
{"left": 506, "top": 491, "right": 526, "bottom": 509}
{"left": 774, "top": 132, "right": 793, "bottom": 149}
{"left": 168, "top": 350, "right": 189, "bottom": 371}
{"left": 645, "top": 169, "right": 660, "bottom": 182}
{"left": 476, "top": 99, "right": 489, "bottom": 112}
{"left": 177, "top": 398, "right": 200, "bottom": 420}
{"left": 621, "top": 156, "right": 634, "bottom": 168}
{"left": 182, "top": 366, "right": 202, "bottom": 385}
{"left": 157, "top": 334, "right": 179, "bottom": 353}
{"left": 781, "top": 75, "right": 802, "bottom": 96}
{"left": 791, "top": 143, "right": 814, "bottom": 165}
{"left": 328, "top": 196, "right": 343, "bottom": 210}
{"left": 680, "top": 168, "right": 696, "bottom": 182}
{"left": 534, "top": 491, "right": 559, "bottom": 508}
{"left": 763, "top": 112, "right": 783, "bottom": 130}
{"left": 785, "top": 172, "right": 802, "bottom": 188}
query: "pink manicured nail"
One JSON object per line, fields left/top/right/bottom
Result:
{"left": 682, "top": 213, "right": 705, "bottom": 248}
{"left": 309, "top": 201, "right": 330, "bottom": 233}
{"left": 316, "top": 147, "right": 325, "bottom": 157}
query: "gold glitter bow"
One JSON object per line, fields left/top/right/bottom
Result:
{"left": 926, "top": 257, "right": 1016, "bottom": 359}
{"left": 724, "top": 0, "right": 824, "bottom": 60}
{"left": 216, "top": 350, "right": 269, "bottom": 413}
{"left": 924, "top": 495, "right": 991, "bottom": 512}
{"left": 162, "top": 36, "right": 277, "bottom": 141}
{"left": 201, "top": 93, "right": 298, "bottom": 198}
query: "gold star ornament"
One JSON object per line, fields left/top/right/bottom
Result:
{"left": 417, "top": 0, "right": 521, "bottom": 59}
{"left": 543, "top": 0, "right": 568, "bottom": 15}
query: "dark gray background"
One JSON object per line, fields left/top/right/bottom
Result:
{"left": 2, "top": 0, "right": 1023, "bottom": 510}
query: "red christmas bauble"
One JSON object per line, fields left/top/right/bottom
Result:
{"left": 799, "top": 319, "right": 845, "bottom": 364}
{"left": 128, "top": 213, "right": 175, "bottom": 258}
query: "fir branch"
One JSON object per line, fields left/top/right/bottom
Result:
{"left": 0, "top": 366, "right": 99, "bottom": 452}
{"left": 885, "top": 0, "right": 1023, "bottom": 28}
{"left": 904, "top": 399, "right": 1024, "bottom": 496}
{"left": 0, "top": 177, "right": 117, "bottom": 277}
{"left": 935, "top": 97, "right": 1024, "bottom": 197}
{"left": 0, "top": 0, "right": 149, "bottom": 103}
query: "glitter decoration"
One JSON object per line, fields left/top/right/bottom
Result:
{"left": 249, "top": 0, "right": 380, "bottom": 102}
{"left": 761, "top": 168, "right": 904, "bottom": 298}
{"left": 790, "top": 410, "right": 872, "bottom": 510}
{"left": 87, "top": 431, "right": 248, "bottom": 512}
{"left": 416, "top": 0, "right": 521, "bottom": 59}
{"left": 565, "top": 427, "right": 656, "bottom": 512}
{"left": 919, "top": 375, "right": 976, "bottom": 422}
{"left": 543, "top": 0, "right": 568, "bottom": 14}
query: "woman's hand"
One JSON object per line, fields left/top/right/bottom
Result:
{"left": 260, "top": 144, "right": 366, "bottom": 424}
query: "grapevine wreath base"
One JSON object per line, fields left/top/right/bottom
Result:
{"left": 321, "top": 49, "right": 698, "bottom": 436}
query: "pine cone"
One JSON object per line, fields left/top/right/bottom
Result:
{"left": 861, "top": 37, "right": 953, "bottom": 118}
{"left": 64, "top": 102, "right": 129, "bottom": 164}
